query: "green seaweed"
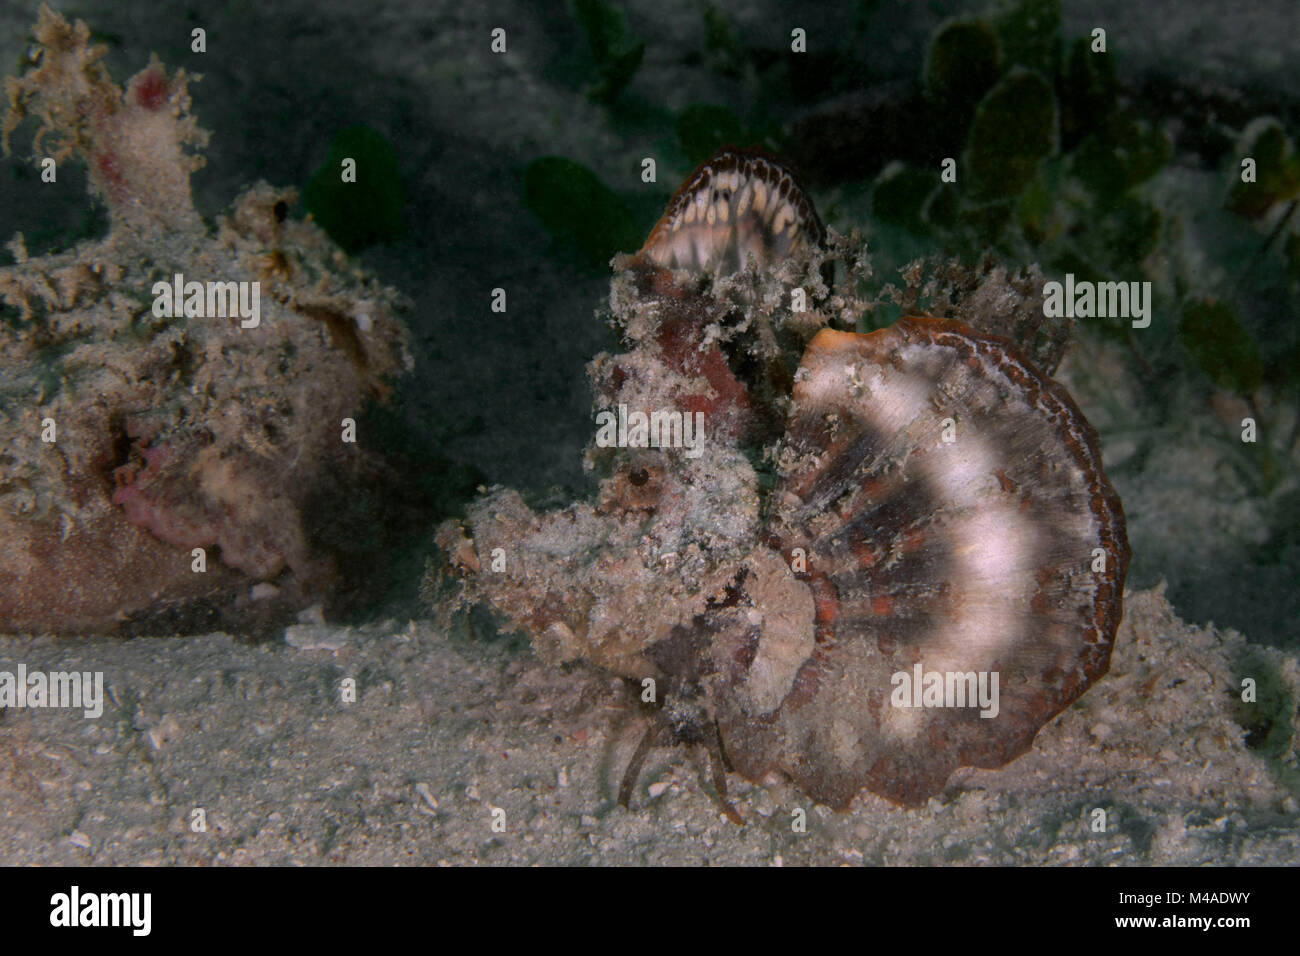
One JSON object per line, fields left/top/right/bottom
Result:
{"left": 991, "top": 0, "right": 1060, "bottom": 77}
{"left": 1227, "top": 119, "right": 1300, "bottom": 220}
{"left": 1178, "top": 300, "right": 1263, "bottom": 395}
{"left": 957, "top": 198, "right": 1014, "bottom": 245}
{"left": 1234, "top": 642, "right": 1300, "bottom": 764}
{"left": 523, "top": 156, "right": 644, "bottom": 269}
{"left": 1112, "top": 120, "right": 1174, "bottom": 189}
{"left": 303, "top": 125, "right": 405, "bottom": 254}
{"left": 890, "top": 4, "right": 1178, "bottom": 301}
{"left": 965, "top": 68, "right": 1056, "bottom": 201}
{"left": 1015, "top": 165, "right": 1055, "bottom": 241}
{"left": 572, "top": 0, "right": 644, "bottom": 103}
{"left": 925, "top": 18, "right": 1001, "bottom": 133}
{"left": 1086, "top": 195, "right": 1161, "bottom": 274}
{"left": 1070, "top": 120, "right": 1170, "bottom": 196}
{"left": 1059, "top": 34, "right": 1118, "bottom": 147}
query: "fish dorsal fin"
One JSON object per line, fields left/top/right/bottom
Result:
{"left": 639, "top": 148, "right": 824, "bottom": 274}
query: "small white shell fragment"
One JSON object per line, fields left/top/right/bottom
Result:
{"left": 146, "top": 714, "right": 183, "bottom": 751}
{"left": 297, "top": 603, "right": 327, "bottom": 625}
{"left": 284, "top": 624, "right": 351, "bottom": 651}
{"left": 415, "top": 782, "right": 439, "bottom": 812}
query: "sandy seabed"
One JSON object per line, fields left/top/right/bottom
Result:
{"left": 1, "top": 585, "right": 1296, "bottom": 865}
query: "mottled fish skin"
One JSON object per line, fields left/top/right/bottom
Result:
{"left": 639, "top": 148, "right": 825, "bottom": 274}
{"left": 443, "top": 149, "right": 1131, "bottom": 816}
{"left": 712, "top": 320, "right": 1130, "bottom": 808}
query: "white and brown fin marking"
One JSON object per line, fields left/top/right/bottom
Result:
{"left": 639, "top": 148, "right": 825, "bottom": 274}
{"left": 712, "top": 319, "right": 1130, "bottom": 808}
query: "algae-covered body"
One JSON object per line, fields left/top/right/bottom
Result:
{"left": 435, "top": 148, "right": 1129, "bottom": 811}
{"left": 1, "top": 7, "right": 412, "bottom": 634}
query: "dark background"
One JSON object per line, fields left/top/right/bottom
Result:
{"left": 1, "top": 0, "right": 1296, "bottom": 643}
